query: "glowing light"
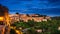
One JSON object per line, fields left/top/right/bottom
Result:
{"left": 58, "top": 27, "right": 60, "bottom": 30}
{"left": 19, "top": 27, "right": 22, "bottom": 30}
{"left": 0, "top": 17, "right": 4, "bottom": 21}
{"left": 16, "top": 30, "right": 19, "bottom": 33}
{"left": 16, "top": 30, "right": 20, "bottom": 34}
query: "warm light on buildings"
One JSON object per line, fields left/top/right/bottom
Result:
{"left": 0, "top": 17, "right": 4, "bottom": 21}
{"left": 9, "top": 14, "right": 51, "bottom": 23}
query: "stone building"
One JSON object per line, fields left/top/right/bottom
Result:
{"left": 0, "top": 4, "right": 10, "bottom": 34}
{"left": 9, "top": 14, "right": 51, "bottom": 23}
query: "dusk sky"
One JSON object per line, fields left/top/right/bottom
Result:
{"left": 0, "top": 0, "right": 60, "bottom": 16}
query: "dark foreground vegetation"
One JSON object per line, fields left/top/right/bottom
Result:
{"left": 10, "top": 17, "right": 60, "bottom": 34}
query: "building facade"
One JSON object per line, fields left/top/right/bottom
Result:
{"left": 9, "top": 14, "right": 51, "bottom": 23}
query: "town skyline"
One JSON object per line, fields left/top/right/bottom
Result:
{"left": 0, "top": 0, "right": 60, "bottom": 34}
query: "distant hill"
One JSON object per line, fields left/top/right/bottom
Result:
{"left": 26, "top": 14, "right": 47, "bottom": 17}
{"left": 51, "top": 16, "right": 60, "bottom": 20}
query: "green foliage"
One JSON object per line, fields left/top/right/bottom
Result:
{"left": 11, "top": 19, "right": 60, "bottom": 34}
{"left": 26, "top": 28, "right": 36, "bottom": 34}
{"left": 11, "top": 22, "right": 31, "bottom": 29}
{"left": 27, "top": 19, "right": 35, "bottom": 27}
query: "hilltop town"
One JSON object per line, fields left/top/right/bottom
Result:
{"left": 9, "top": 14, "right": 51, "bottom": 23}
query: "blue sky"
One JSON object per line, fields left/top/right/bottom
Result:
{"left": 0, "top": 0, "right": 60, "bottom": 16}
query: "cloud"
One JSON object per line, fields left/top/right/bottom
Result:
{"left": 48, "top": 0, "right": 60, "bottom": 3}
{"left": 20, "top": 8, "right": 60, "bottom": 15}
{"left": 10, "top": 1, "right": 21, "bottom": 4}
{"left": 44, "top": 8, "right": 60, "bottom": 14}
{"left": 17, "top": 0, "right": 33, "bottom": 1}
{"left": 0, "top": 0, "right": 60, "bottom": 16}
{"left": 0, "top": 0, "right": 4, "bottom": 2}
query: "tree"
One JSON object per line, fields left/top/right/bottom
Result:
{"left": 10, "top": 29, "right": 16, "bottom": 34}
{"left": 27, "top": 19, "right": 35, "bottom": 27}
{"left": 15, "top": 12, "right": 20, "bottom": 21}
{"left": 26, "top": 14, "right": 29, "bottom": 17}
